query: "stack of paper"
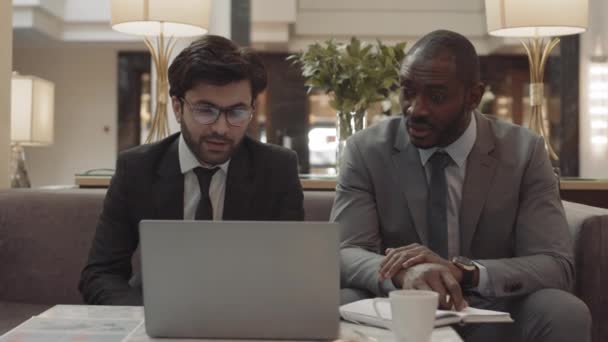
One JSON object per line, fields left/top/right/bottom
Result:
{"left": 340, "top": 298, "right": 513, "bottom": 329}
{"left": 0, "top": 316, "right": 142, "bottom": 342}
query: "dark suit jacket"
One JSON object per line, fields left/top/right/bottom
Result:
{"left": 331, "top": 112, "right": 573, "bottom": 298}
{"left": 79, "top": 133, "right": 304, "bottom": 305}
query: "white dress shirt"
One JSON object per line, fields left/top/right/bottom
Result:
{"left": 416, "top": 114, "right": 491, "bottom": 295}
{"left": 178, "top": 135, "right": 230, "bottom": 220}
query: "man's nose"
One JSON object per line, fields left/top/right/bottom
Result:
{"left": 409, "top": 96, "right": 429, "bottom": 117}
{"left": 210, "top": 112, "right": 230, "bottom": 135}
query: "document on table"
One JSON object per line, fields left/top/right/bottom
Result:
{"left": 0, "top": 316, "right": 142, "bottom": 342}
{"left": 38, "top": 305, "right": 144, "bottom": 320}
{"left": 340, "top": 298, "right": 512, "bottom": 328}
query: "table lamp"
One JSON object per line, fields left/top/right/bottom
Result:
{"left": 111, "top": 0, "right": 211, "bottom": 143}
{"left": 10, "top": 73, "right": 55, "bottom": 188}
{"left": 485, "top": 0, "right": 588, "bottom": 160}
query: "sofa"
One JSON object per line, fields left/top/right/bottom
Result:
{"left": 0, "top": 188, "right": 607, "bottom": 341}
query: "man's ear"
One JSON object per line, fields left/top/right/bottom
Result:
{"left": 171, "top": 96, "right": 183, "bottom": 124}
{"left": 467, "top": 82, "right": 485, "bottom": 111}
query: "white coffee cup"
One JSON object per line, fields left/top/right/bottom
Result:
{"left": 373, "top": 290, "right": 438, "bottom": 342}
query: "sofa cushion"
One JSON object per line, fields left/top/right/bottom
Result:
{"left": 0, "top": 189, "right": 105, "bottom": 304}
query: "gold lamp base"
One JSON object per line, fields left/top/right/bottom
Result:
{"left": 521, "top": 37, "right": 560, "bottom": 161}
{"left": 143, "top": 31, "right": 177, "bottom": 144}
{"left": 10, "top": 143, "right": 31, "bottom": 188}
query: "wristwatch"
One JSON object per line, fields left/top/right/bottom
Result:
{"left": 451, "top": 256, "right": 478, "bottom": 289}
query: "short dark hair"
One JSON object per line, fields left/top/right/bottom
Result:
{"left": 168, "top": 35, "right": 267, "bottom": 101}
{"left": 400, "top": 30, "right": 480, "bottom": 87}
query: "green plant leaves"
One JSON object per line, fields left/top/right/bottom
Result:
{"left": 288, "top": 37, "right": 407, "bottom": 113}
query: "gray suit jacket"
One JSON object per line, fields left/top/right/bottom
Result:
{"left": 331, "top": 111, "right": 574, "bottom": 298}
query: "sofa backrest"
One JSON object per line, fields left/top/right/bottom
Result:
{"left": 562, "top": 200, "right": 608, "bottom": 238}
{"left": 1, "top": 189, "right": 606, "bottom": 307}
{"left": 303, "top": 191, "right": 335, "bottom": 221}
{"left": 0, "top": 189, "right": 105, "bottom": 304}
{"left": 0, "top": 188, "right": 337, "bottom": 304}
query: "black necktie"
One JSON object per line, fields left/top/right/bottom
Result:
{"left": 193, "top": 167, "right": 219, "bottom": 220}
{"left": 427, "top": 151, "right": 451, "bottom": 259}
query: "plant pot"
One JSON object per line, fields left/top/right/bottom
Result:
{"left": 336, "top": 109, "right": 367, "bottom": 169}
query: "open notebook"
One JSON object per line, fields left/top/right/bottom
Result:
{"left": 340, "top": 298, "right": 513, "bottom": 328}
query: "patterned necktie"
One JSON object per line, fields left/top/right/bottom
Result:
{"left": 427, "top": 151, "right": 452, "bottom": 259}
{"left": 193, "top": 167, "right": 219, "bottom": 220}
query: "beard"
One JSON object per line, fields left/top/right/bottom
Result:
{"left": 180, "top": 120, "right": 237, "bottom": 166}
{"left": 440, "top": 101, "right": 470, "bottom": 146}
{"left": 406, "top": 99, "right": 470, "bottom": 149}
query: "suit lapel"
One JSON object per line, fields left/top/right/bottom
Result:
{"left": 391, "top": 118, "right": 429, "bottom": 244}
{"left": 153, "top": 136, "right": 184, "bottom": 220}
{"left": 460, "top": 112, "right": 498, "bottom": 256}
{"left": 222, "top": 138, "right": 254, "bottom": 220}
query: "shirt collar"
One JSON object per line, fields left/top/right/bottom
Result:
{"left": 418, "top": 113, "right": 477, "bottom": 168}
{"left": 178, "top": 134, "right": 230, "bottom": 174}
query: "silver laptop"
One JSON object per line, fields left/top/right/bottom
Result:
{"left": 139, "top": 220, "right": 340, "bottom": 340}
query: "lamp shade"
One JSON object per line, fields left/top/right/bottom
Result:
{"left": 485, "top": 0, "right": 588, "bottom": 37}
{"left": 111, "top": 0, "right": 211, "bottom": 37}
{"left": 11, "top": 74, "right": 54, "bottom": 146}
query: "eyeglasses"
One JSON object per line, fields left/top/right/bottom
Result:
{"left": 180, "top": 97, "right": 253, "bottom": 127}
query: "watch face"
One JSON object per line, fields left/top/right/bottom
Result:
{"left": 452, "top": 256, "right": 476, "bottom": 270}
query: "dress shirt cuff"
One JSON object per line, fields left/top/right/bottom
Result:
{"left": 380, "top": 278, "right": 398, "bottom": 295}
{"left": 469, "top": 261, "right": 493, "bottom": 297}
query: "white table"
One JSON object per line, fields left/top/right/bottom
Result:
{"left": 0, "top": 305, "right": 462, "bottom": 342}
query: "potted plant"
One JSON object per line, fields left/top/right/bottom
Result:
{"left": 289, "top": 37, "right": 406, "bottom": 163}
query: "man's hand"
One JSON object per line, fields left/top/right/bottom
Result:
{"left": 393, "top": 263, "right": 467, "bottom": 311}
{"left": 379, "top": 244, "right": 461, "bottom": 282}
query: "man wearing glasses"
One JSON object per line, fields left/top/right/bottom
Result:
{"left": 79, "top": 35, "right": 304, "bottom": 305}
